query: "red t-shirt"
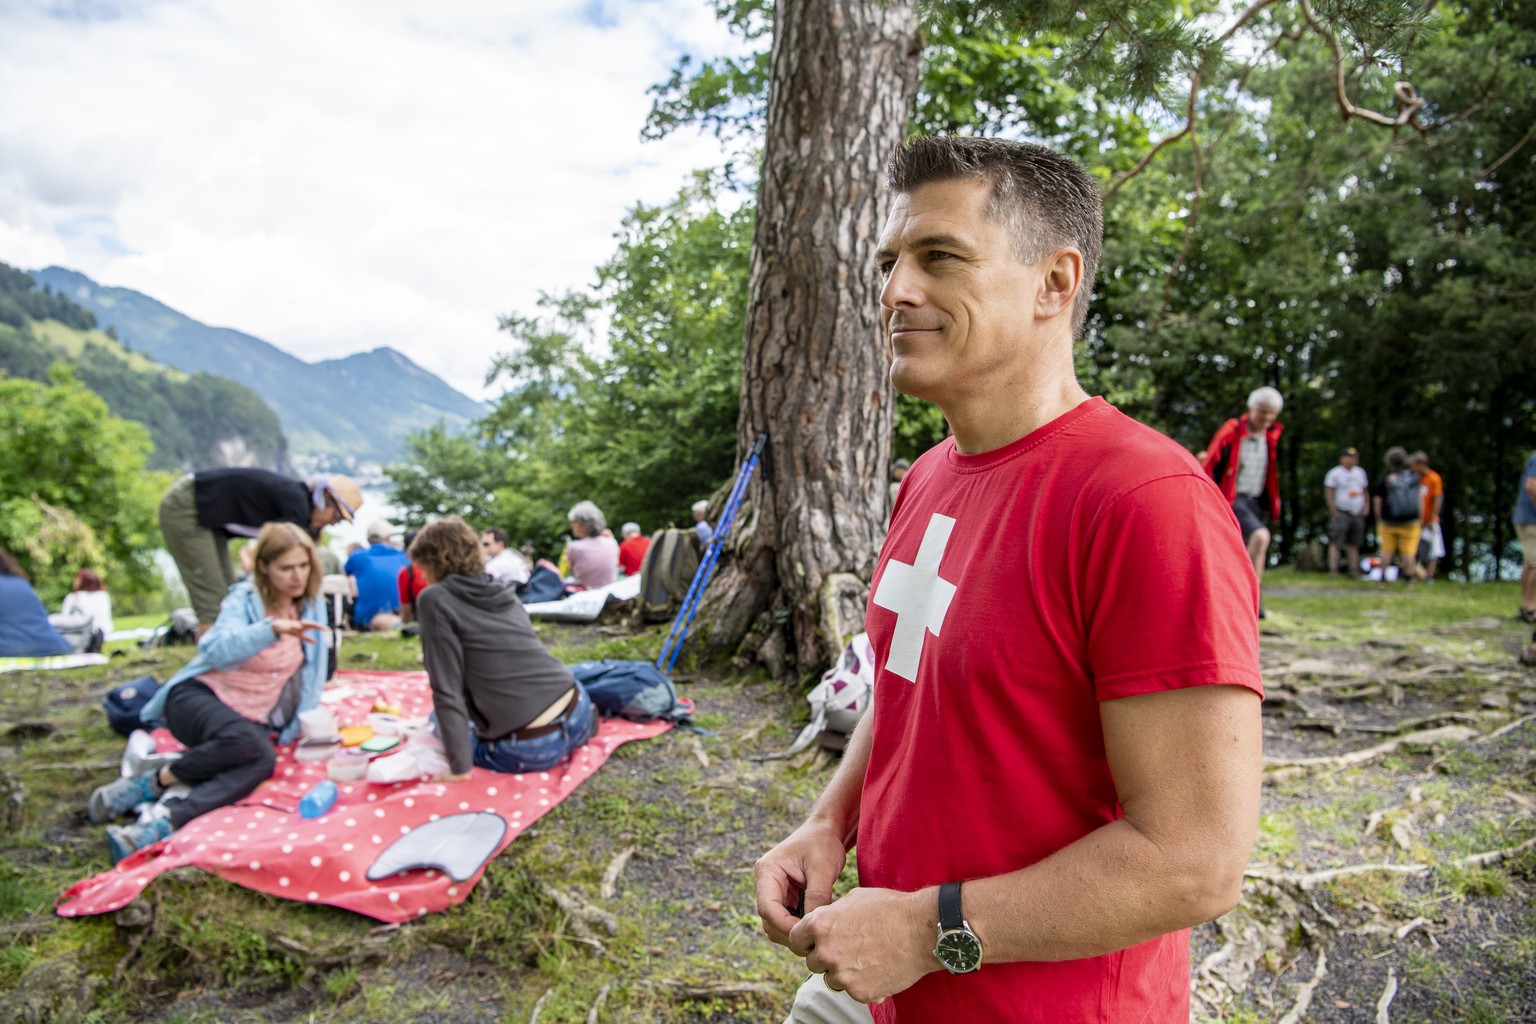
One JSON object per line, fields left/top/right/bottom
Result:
{"left": 861, "top": 398, "right": 1264, "bottom": 1023}
{"left": 396, "top": 563, "right": 429, "bottom": 610}
{"left": 618, "top": 535, "right": 650, "bottom": 577}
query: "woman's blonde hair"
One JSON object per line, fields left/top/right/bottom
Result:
{"left": 409, "top": 517, "right": 485, "bottom": 580}
{"left": 252, "top": 522, "right": 323, "bottom": 608}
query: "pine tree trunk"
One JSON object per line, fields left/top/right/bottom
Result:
{"left": 697, "top": 0, "right": 921, "bottom": 677}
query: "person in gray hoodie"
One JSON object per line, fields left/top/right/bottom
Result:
{"left": 409, "top": 517, "right": 596, "bottom": 779}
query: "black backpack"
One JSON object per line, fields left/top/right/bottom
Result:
{"left": 1383, "top": 470, "right": 1421, "bottom": 521}
{"left": 637, "top": 528, "right": 701, "bottom": 624}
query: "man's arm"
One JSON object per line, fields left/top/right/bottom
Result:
{"left": 754, "top": 711, "right": 872, "bottom": 945}
{"left": 1525, "top": 472, "right": 1536, "bottom": 504}
{"left": 1324, "top": 480, "right": 1338, "bottom": 515}
{"left": 789, "top": 683, "right": 1262, "bottom": 1003}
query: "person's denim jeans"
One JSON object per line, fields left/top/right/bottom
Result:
{"left": 471, "top": 684, "right": 597, "bottom": 774}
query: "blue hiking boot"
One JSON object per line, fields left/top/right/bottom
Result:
{"left": 105, "top": 814, "right": 174, "bottom": 864}
{"left": 87, "top": 771, "right": 163, "bottom": 824}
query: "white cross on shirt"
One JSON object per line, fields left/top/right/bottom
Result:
{"left": 872, "top": 513, "right": 958, "bottom": 682}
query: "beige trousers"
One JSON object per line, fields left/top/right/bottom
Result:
{"left": 782, "top": 973, "right": 875, "bottom": 1024}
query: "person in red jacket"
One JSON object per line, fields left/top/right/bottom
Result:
{"left": 1199, "top": 387, "right": 1284, "bottom": 612}
{"left": 617, "top": 522, "right": 650, "bottom": 577}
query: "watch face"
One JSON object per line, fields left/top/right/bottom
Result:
{"left": 935, "top": 928, "right": 983, "bottom": 973}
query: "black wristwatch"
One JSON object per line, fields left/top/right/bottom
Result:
{"left": 933, "top": 881, "right": 983, "bottom": 974}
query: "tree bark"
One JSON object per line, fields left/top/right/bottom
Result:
{"left": 697, "top": 0, "right": 921, "bottom": 677}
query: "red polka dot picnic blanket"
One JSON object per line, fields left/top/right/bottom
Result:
{"left": 57, "top": 671, "right": 672, "bottom": 923}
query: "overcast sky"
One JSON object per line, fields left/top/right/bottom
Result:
{"left": 0, "top": 0, "right": 749, "bottom": 401}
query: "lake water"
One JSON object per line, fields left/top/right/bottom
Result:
{"left": 322, "top": 486, "right": 400, "bottom": 558}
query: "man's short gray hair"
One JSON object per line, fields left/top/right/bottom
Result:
{"left": 621, "top": 522, "right": 641, "bottom": 537}
{"left": 691, "top": 500, "right": 709, "bottom": 515}
{"left": 1247, "top": 386, "right": 1284, "bottom": 412}
{"left": 567, "top": 500, "right": 606, "bottom": 536}
{"left": 885, "top": 135, "right": 1104, "bottom": 339}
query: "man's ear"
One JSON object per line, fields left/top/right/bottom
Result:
{"left": 1035, "top": 248, "right": 1083, "bottom": 322}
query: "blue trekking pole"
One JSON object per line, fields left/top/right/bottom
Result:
{"left": 657, "top": 433, "right": 769, "bottom": 673}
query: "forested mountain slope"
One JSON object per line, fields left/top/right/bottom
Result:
{"left": 0, "top": 263, "right": 288, "bottom": 472}
{"left": 33, "top": 266, "right": 486, "bottom": 464}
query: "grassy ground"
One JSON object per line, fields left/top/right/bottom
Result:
{"left": 1, "top": 575, "right": 1532, "bottom": 1023}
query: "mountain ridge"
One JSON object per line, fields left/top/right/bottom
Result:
{"left": 32, "top": 266, "right": 486, "bottom": 466}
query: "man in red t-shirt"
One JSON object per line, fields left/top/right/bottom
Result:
{"left": 617, "top": 522, "right": 650, "bottom": 577}
{"left": 754, "top": 137, "right": 1264, "bottom": 1024}
{"left": 396, "top": 530, "right": 429, "bottom": 625}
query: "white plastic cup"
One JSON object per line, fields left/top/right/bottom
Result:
{"left": 299, "top": 707, "right": 338, "bottom": 742}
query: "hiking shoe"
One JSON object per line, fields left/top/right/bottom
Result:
{"left": 105, "top": 814, "right": 174, "bottom": 864}
{"left": 87, "top": 771, "right": 163, "bottom": 824}
{"left": 1518, "top": 608, "right": 1536, "bottom": 625}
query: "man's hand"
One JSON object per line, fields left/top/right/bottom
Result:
{"left": 754, "top": 818, "right": 850, "bottom": 947}
{"left": 788, "top": 886, "right": 936, "bottom": 1005}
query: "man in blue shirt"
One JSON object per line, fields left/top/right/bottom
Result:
{"left": 1517, "top": 451, "right": 1536, "bottom": 624}
{"left": 345, "top": 522, "right": 410, "bottom": 631}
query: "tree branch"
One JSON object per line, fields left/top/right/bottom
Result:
{"left": 1477, "top": 123, "right": 1536, "bottom": 181}
{"left": 1295, "top": 0, "right": 1424, "bottom": 127}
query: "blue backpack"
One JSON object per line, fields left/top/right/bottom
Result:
{"left": 568, "top": 660, "right": 694, "bottom": 723}
{"left": 103, "top": 675, "right": 161, "bottom": 737}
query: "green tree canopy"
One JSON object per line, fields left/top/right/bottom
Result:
{"left": 0, "top": 365, "right": 171, "bottom": 602}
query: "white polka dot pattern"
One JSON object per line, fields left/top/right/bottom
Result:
{"left": 54, "top": 670, "right": 675, "bottom": 923}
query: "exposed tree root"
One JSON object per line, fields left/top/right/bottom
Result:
{"left": 528, "top": 987, "right": 553, "bottom": 1024}
{"left": 1246, "top": 834, "right": 1536, "bottom": 892}
{"left": 1375, "top": 967, "right": 1398, "bottom": 1023}
{"left": 1248, "top": 862, "right": 1429, "bottom": 890}
{"left": 643, "top": 978, "right": 781, "bottom": 1000}
{"left": 543, "top": 884, "right": 620, "bottom": 952}
{"left": 599, "top": 847, "right": 636, "bottom": 900}
{"left": 1264, "top": 725, "right": 1479, "bottom": 779}
{"left": 1474, "top": 713, "right": 1535, "bottom": 745}
{"left": 586, "top": 983, "right": 610, "bottom": 1023}
{"left": 1277, "top": 945, "right": 1328, "bottom": 1024}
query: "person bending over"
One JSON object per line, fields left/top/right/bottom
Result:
{"left": 409, "top": 517, "right": 597, "bottom": 780}
{"left": 87, "top": 522, "right": 329, "bottom": 862}
{"left": 158, "top": 467, "right": 361, "bottom": 633}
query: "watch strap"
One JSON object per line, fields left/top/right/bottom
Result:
{"left": 938, "top": 880, "right": 964, "bottom": 931}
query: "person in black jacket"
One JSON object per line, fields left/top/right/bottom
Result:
{"left": 409, "top": 517, "right": 597, "bottom": 781}
{"left": 159, "top": 468, "right": 362, "bottom": 632}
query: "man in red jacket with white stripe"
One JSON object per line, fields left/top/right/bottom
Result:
{"left": 1199, "top": 387, "right": 1284, "bottom": 614}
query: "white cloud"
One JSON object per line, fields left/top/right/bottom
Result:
{"left": 0, "top": 0, "right": 748, "bottom": 399}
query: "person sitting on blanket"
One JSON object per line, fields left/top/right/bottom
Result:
{"left": 563, "top": 500, "right": 620, "bottom": 591}
{"left": 87, "top": 522, "right": 330, "bottom": 863}
{"left": 409, "top": 516, "right": 598, "bottom": 781}
{"left": 0, "top": 548, "right": 73, "bottom": 658}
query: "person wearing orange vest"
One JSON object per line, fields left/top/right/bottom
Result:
{"left": 1409, "top": 451, "right": 1444, "bottom": 581}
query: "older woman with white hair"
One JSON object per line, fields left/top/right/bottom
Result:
{"left": 564, "top": 500, "right": 620, "bottom": 590}
{"left": 1200, "top": 386, "right": 1285, "bottom": 614}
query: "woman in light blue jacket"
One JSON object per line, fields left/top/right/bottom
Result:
{"left": 88, "top": 522, "right": 329, "bottom": 863}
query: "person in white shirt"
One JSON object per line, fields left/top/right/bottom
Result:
{"left": 481, "top": 527, "right": 531, "bottom": 585}
{"left": 1323, "top": 447, "right": 1369, "bottom": 577}
{"left": 61, "top": 568, "right": 114, "bottom": 648}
